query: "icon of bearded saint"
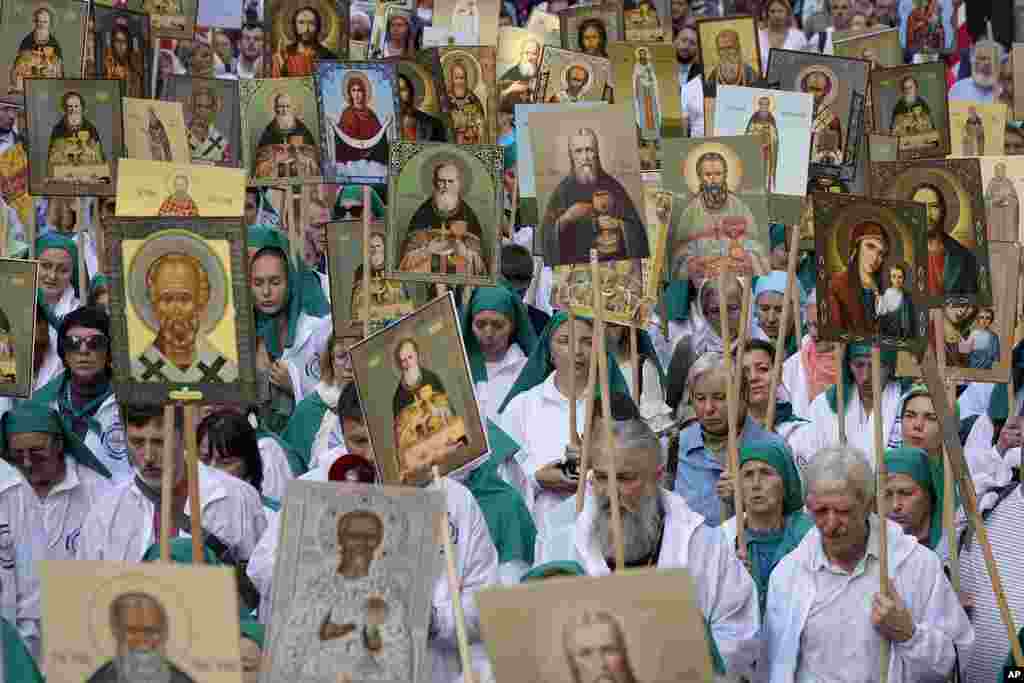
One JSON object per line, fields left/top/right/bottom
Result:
{"left": 272, "top": 5, "right": 338, "bottom": 77}
{"left": 10, "top": 7, "right": 64, "bottom": 94}
{"left": 145, "top": 108, "right": 174, "bottom": 161}
{"left": 103, "top": 26, "right": 145, "bottom": 98}
{"left": 46, "top": 92, "right": 108, "bottom": 182}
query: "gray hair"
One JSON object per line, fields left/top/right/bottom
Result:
{"left": 590, "top": 415, "right": 666, "bottom": 472}
{"left": 803, "top": 446, "right": 874, "bottom": 503}
{"left": 686, "top": 351, "right": 749, "bottom": 404}
{"left": 110, "top": 592, "right": 168, "bottom": 639}
{"left": 971, "top": 38, "right": 1006, "bottom": 65}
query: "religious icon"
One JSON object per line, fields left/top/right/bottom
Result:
{"left": 531, "top": 106, "right": 647, "bottom": 267}
{"left": 25, "top": 79, "right": 124, "bottom": 197}
{"left": 697, "top": 16, "right": 761, "bottom": 97}
{"left": 813, "top": 192, "right": 928, "bottom": 351}
{"left": 904, "top": 0, "right": 947, "bottom": 55}
{"left": 93, "top": 6, "right": 151, "bottom": 99}
{"left": 662, "top": 135, "right": 769, "bottom": 284}
{"left": 534, "top": 46, "right": 611, "bottom": 105}
{"left": 432, "top": 0, "right": 498, "bottom": 46}
{"left": 714, "top": 85, "right": 813, "bottom": 196}
{"left": 949, "top": 101, "right": 1007, "bottom": 157}
{"left": 559, "top": 5, "right": 623, "bottom": 58}
{"left": 122, "top": 98, "right": 189, "bottom": 163}
{"left": 869, "top": 158, "right": 992, "bottom": 307}
{"left": 0, "top": 259, "right": 39, "bottom": 399}
{"left": 871, "top": 62, "right": 951, "bottom": 160}
{"left": 263, "top": 480, "right": 443, "bottom": 682}
{"left": 479, "top": 571, "right": 713, "bottom": 682}
{"left": 369, "top": 6, "right": 416, "bottom": 58}
{"left": 437, "top": 47, "right": 496, "bottom": 145}
{"left": 898, "top": 242, "right": 1019, "bottom": 384}
{"left": 0, "top": 104, "right": 34, "bottom": 233}
{"left": 833, "top": 26, "right": 903, "bottom": 69}
{"left": 41, "top": 561, "right": 243, "bottom": 683}
{"left": 397, "top": 60, "right": 447, "bottom": 142}
{"left": 267, "top": 0, "right": 349, "bottom": 77}
{"left": 116, "top": 159, "right": 246, "bottom": 217}
{"left": 240, "top": 76, "right": 322, "bottom": 185}
{"left": 622, "top": 0, "right": 669, "bottom": 42}
{"left": 348, "top": 294, "right": 489, "bottom": 483}
{"left": 143, "top": 0, "right": 198, "bottom": 39}
{"left": 315, "top": 61, "right": 397, "bottom": 185}
{"left": 766, "top": 49, "right": 870, "bottom": 183}
{"left": 0, "top": 0, "right": 87, "bottom": 101}
{"left": 387, "top": 142, "right": 500, "bottom": 286}
{"left": 107, "top": 217, "right": 258, "bottom": 404}
{"left": 974, "top": 157, "right": 1024, "bottom": 243}
{"left": 161, "top": 75, "right": 242, "bottom": 168}
{"left": 526, "top": 7, "right": 561, "bottom": 47}
{"left": 608, "top": 42, "right": 682, "bottom": 173}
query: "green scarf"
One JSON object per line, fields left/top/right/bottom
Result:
{"left": 773, "top": 400, "right": 808, "bottom": 429}
{"left": 520, "top": 561, "right": 585, "bottom": 581}
{"left": 35, "top": 232, "right": 79, "bottom": 327}
{"left": 335, "top": 185, "right": 385, "bottom": 220}
{"left": 240, "top": 620, "right": 265, "bottom": 649}
{"left": 0, "top": 402, "right": 111, "bottom": 478}
{"left": 738, "top": 442, "right": 813, "bottom": 610}
{"left": 461, "top": 286, "right": 539, "bottom": 384}
{"left": 280, "top": 390, "right": 331, "bottom": 472}
{"left": 661, "top": 279, "right": 690, "bottom": 322}
{"left": 884, "top": 446, "right": 946, "bottom": 550}
{"left": 461, "top": 420, "right": 537, "bottom": 565}
{"left": 248, "top": 225, "right": 328, "bottom": 359}
{"left": 142, "top": 537, "right": 221, "bottom": 565}
{"left": 497, "top": 312, "right": 630, "bottom": 414}
{"left": 0, "top": 617, "right": 42, "bottom": 683}
{"left": 89, "top": 273, "right": 109, "bottom": 297}
{"left": 987, "top": 340, "right": 1024, "bottom": 422}
{"left": 825, "top": 343, "right": 900, "bottom": 413}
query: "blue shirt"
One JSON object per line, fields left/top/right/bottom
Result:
{"left": 948, "top": 78, "right": 997, "bottom": 103}
{"left": 673, "top": 415, "right": 789, "bottom": 527}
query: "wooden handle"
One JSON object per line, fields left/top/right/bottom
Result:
{"left": 569, "top": 308, "right": 579, "bottom": 447}
{"left": 766, "top": 224, "right": 802, "bottom": 429}
{"left": 433, "top": 466, "right": 477, "bottom": 683}
{"left": 593, "top": 249, "right": 625, "bottom": 571}
{"left": 837, "top": 343, "right": 847, "bottom": 445}
{"left": 629, "top": 323, "right": 640, "bottom": 404}
{"left": 717, "top": 274, "right": 743, "bottom": 546}
{"left": 160, "top": 404, "right": 175, "bottom": 563}
{"left": 872, "top": 347, "right": 890, "bottom": 683}
{"left": 362, "top": 186, "right": 372, "bottom": 325}
{"left": 575, "top": 328, "right": 600, "bottom": 515}
{"left": 183, "top": 404, "right": 204, "bottom": 564}
{"left": 732, "top": 277, "right": 753, "bottom": 409}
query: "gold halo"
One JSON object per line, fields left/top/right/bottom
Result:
{"left": 795, "top": 63, "right": 839, "bottom": 109}
{"left": 87, "top": 572, "right": 193, "bottom": 661}
{"left": 560, "top": 61, "right": 595, "bottom": 98}
{"left": 417, "top": 149, "right": 477, "bottom": 197}
{"left": 267, "top": 86, "right": 305, "bottom": 119}
{"left": 275, "top": 0, "right": 341, "bottom": 51}
{"left": 753, "top": 93, "right": 775, "bottom": 113}
{"left": 681, "top": 141, "right": 745, "bottom": 195}
{"left": 342, "top": 70, "right": 374, "bottom": 108}
{"left": 164, "top": 168, "right": 194, "bottom": 195}
{"left": 882, "top": 166, "right": 972, "bottom": 242}
{"left": 442, "top": 50, "right": 481, "bottom": 94}
{"left": 398, "top": 61, "right": 438, "bottom": 113}
{"left": 634, "top": 46, "right": 649, "bottom": 61}
{"left": 825, "top": 201, "right": 918, "bottom": 275}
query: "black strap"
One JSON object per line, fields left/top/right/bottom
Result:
{"left": 818, "top": 31, "right": 828, "bottom": 52}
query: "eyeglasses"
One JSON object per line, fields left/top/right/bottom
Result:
{"left": 64, "top": 334, "right": 110, "bottom": 353}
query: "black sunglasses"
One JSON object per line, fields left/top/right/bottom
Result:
{"left": 64, "top": 334, "right": 110, "bottom": 352}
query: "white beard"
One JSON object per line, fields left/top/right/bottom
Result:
{"left": 901, "top": 94, "right": 919, "bottom": 107}
{"left": 519, "top": 61, "right": 537, "bottom": 78}
{"left": 594, "top": 493, "right": 662, "bottom": 564}
{"left": 434, "top": 190, "right": 459, "bottom": 214}
{"left": 574, "top": 164, "right": 597, "bottom": 185}
{"left": 66, "top": 114, "right": 83, "bottom": 128}
{"left": 402, "top": 365, "right": 423, "bottom": 388}
{"left": 117, "top": 650, "right": 172, "bottom": 683}
{"left": 974, "top": 71, "right": 996, "bottom": 89}
{"left": 276, "top": 115, "right": 296, "bottom": 130}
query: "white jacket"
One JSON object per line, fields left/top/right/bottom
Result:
{"left": 781, "top": 341, "right": 813, "bottom": 419}
{"left": 32, "top": 458, "right": 112, "bottom": 561}
{"left": 38, "top": 388, "right": 133, "bottom": 483}
{"left": 281, "top": 312, "right": 332, "bottom": 403}
{"left": 77, "top": 463, "right": 267, "bottom": 562}
{"left": 247, "top": 455, "right": 500, "bottom": 683}
{"left": 766, "top": 516, "right": 973, "bottom": 682}
{"left": 0, "top": 462, "right": 44, "bottom": 658}
{"left": 574, "top": 489, "right": 761, "bottom": 680}
{"left": 256, "top": 435, "right": 296, "bottom": 502}
{"left": 41, "top": 287, "right": 79, "bottom": 382}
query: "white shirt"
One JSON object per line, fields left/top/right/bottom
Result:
{"left": 767, "top": 516, "right": 973, "bottom": 682}
{"left": 0, "top": 462, "right": 44, "bottom": 658}
{"left": 236, "top": 57, "right": 264, "bottom": 79}
{"left": 77, "top": 463, "right": 267, "bottom": 562}
{"left": 280, "top": 312, "right": 332, "bottom": 403}
{"left": 475, "top": 343, "right": 527, "bottom": 424}
{"left": 246, "top": 452, "right": 500, "bottom": 683}
{"left": 257, "top": 435, "right": 296, "bottom": 502}
{"left": 682, "top": 75, "right": 706, "bottom": 137}
{"left": 782, "top": 337, "right": 813, "bottom": 419}
{"left": 498, "top": 374, "right": 589, "bottom": 543}
{"left": 758, "top": 28, "right": 810, "bottom": 74}
{"left": 32, "top": 459, "right": 111, "bottom": 561}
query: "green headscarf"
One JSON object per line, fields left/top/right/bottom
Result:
{"left": 335, "top": 185, "right": 385, "bottom": 220}
{"left": 825, "top": 343, "right": 899, "bottom": 413}
{"left": 497, "top": 312, "right": 630, "bottom": 414}
{"left": 248, "top": 225, "right": 328, "bottom": 359}
{"left": 0, "top": 616, "right": 43, "bottom": 683}
{"left": 240, "top": 620, "right": 265, "bottom": 649}
{"left": 142, "top": 537, "right": 221, "bottom": 565}
{"left": 521, "top": 561, "right": 584, "bottom": 581}
{"left": 0, "top": 402, "right": 111, "bottom": 478}
{"left": 35, "top": 233, "right": 80, "bottom": 329}
{"left": 769, "top": 223, "right": 786, "bottom": 252}
{"left": 461, "top": 286, "right": 539, "bottom": 384}
{"left": 462, "top": 420, "right": 537, "bottom": 565}
{"left": 884, "top": 446, "right": 945, "bottom": 550}
{"left": 661, "top": 279, "right": 690, "bottom": 322}
{"left": 737, "top": 442, "right": 813, "bottom": 613}
{"left": 89, "top": 273, "right": 109, "bottom": 297}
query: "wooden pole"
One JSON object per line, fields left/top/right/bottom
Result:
{"left": 766, "top": 224, "right": 802, "bottom": 428}
{"left": 434, "top": 465, "right": 477, "bottom": 683}
{"left": 919, "top": 351, "right": 1024, "bottom": 667}
{"left": 732, "top": 276, "right": 753, "bottom": 404}
{"left": 183, "top": 403, "right": 204, "bottom": 564}
{"left": 932, "top": 311, "right": 959, "bottom": 591}
{"left": 593, "top": 249, "right": 625, "bottom": 570}
{"left": 872, "top": 346, "right": 890, "bottom": 683}
{"left": 575, "top": 323, "right": 600, "bottom": 515}
{"left": 77, "top": 198, "right": 88, "bottom": 297}
{"left": 362, "top": 186, "right": 372, "bottom": 325}
{"left": 568, "top": 308, "right": 579, "bottom": 447}
{"left": 717, "top": 273, "right": 744, "bottom": 544}
{"left": 837, "top": 343, "right": 847, "bottom": 445}
{"left": 159, "top": 404, "right": 175, "bottom": 562}
{"left": 629, "top": 323, "right": 640, "bottom": 405}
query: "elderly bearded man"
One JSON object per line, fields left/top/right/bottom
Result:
{"left": 802, "top": 69, "right": 844, "bottom": 165}
{"left": 187, "top": 86, "right": 232, "bottom": 165}
{"left": 765, "top": 446, "right": 972, "bottom": 682}
{"left": 272, "top": 5, "right": 337, "bottom": 77}
{"left": 87, "top": 593, "right": 196, "bottom": 682}
{"left": 131, "top": 253, "right": 239, "bottom": 383}
{"left": 950, "top": 40, "right": 1003, "bottom": 103}
{"left": 47, "top": 92, "right": 107, "bottom": 179}
{"left": 706, "top": 29, "right": 757, "bottom": 96}
{"left": 446, "top": 60, "right": 487, "bottom": 144}
{"left": 567, "top": 407, "right": 760, "bottom": 681}
{"left": 10, "top": 7, "right": 64, "bottom": 94}
{"left": 103, "top": 26, "right": 145, "bottom": 98}
{"left": 540, "top": 128, "right": 648, "bottom": 266}
{"left": 548, "top": 65, "right": 592, "bottom": 103}
{"left": 254, "top": 92, "right": 320, "bottom": 178}
{"left": 499, "top": 39, "right": 540, "bottom": 109}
